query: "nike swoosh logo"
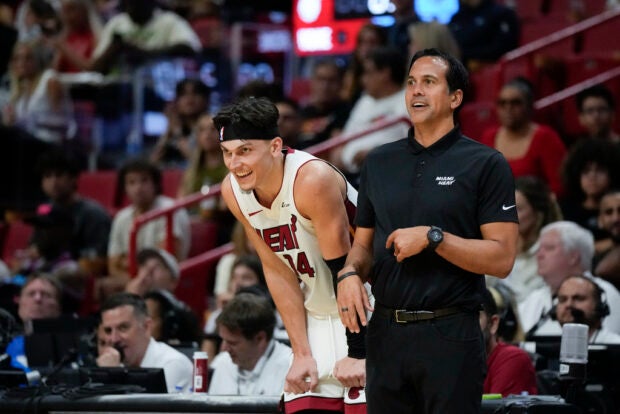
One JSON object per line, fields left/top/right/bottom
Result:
{"left": 502, "top": 204, "right": 516, "bottom": 211}
{"left": 249, "top": 210, "right": 263, "bottom": 217}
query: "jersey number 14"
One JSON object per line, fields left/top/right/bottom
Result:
{"left": 283, "top": 251, "right": 315, "bottom": 278}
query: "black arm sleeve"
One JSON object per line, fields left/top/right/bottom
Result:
{"left": 346, "top": 326, "right": 366, "bottom": 359}
{"left": 325, "top": 254, "right": 348, "bottom": 294}
{"left": 324, "top": 254, "right": 367, "bottom": 359}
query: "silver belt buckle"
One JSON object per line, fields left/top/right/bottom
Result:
{"left": 394, "top": 309, "right": 408, "bottom": 323}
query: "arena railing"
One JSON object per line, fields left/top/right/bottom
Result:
{"left": 127, "top": 188, "right": 220, "bottom": 276}
{"left": 492, "top": 7, "right": 620, "bottom": 98}
{"left": 533, "top": 66, "right": 620, "bottom": 110}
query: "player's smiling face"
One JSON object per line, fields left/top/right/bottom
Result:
{"left": 220, "top": 138, "right": 280, "bottom": 191}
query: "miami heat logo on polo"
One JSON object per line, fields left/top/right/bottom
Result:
{"left": 256, "top": 214, "right": 315, "bottom": 278}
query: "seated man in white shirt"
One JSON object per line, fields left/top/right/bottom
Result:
{"left": 328, "top": 46, "right": 410, "bottom": 177}
{"left": 89, "top": 0, "right": 201, "bottom": 74}
{"left": 208, "top": 292, "right": 292, "bottom": 396}
{"left": 555, "top": 275, "right": 620, "bottom": 344}
{"left": 101, "top": 158, "right": 191, "bottom": 300}
{"left": 97, "top": 292, "right": 193, "bottom": 393}
{"left": 519, "top": 221, "right": 620, "bottom": 338}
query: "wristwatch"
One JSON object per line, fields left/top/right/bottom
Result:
{"left": 427, "top": 226, "right": 444, "bottom": 250}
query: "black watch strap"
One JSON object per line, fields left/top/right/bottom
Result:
{"left": 427, "top": 226, "right": 444, "bottom": 250}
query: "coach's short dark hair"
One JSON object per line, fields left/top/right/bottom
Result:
{"left": 101, "top": 292, "right": 148, "bottom": 319}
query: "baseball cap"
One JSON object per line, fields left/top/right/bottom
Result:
{"left": 137, "top": 248, "right": 180, "bottom": 279}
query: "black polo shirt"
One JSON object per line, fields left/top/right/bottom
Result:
{"left": 356, "top": 127, "right": 518, "bottom": 310}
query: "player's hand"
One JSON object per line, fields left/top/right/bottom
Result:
{"left": 333, "top": 356, "right": 365, "bottom": 388}
{"left": 96, "top": 346, "right": 121, "bottom": 367}
{"left": 337, "top": 274, "right": 371, "bottom": 333}
{"left": 284, "top": 354, "right": 318, "bottom": 394}
{"left": 386, "top": 226, "right": 429, "bottom": 262}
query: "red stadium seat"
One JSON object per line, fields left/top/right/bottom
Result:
{"left": 582, "top": 0, "right": 607, "bottom": 17}
{"left": 161, "top": 168, "right": 184, "bottom": 199}
{"left": 543, "top": 0, "right": 578, "bottom": 19}
{"left": 177, "top": 243, "right": 233, "bottom": 325}
{"left": 578, "top": 18, "right": 620, "bottom": 55}
{"left": 564, "top": 54, "right": 619, "bottom": 86}
{"left": 77, "top": 170, "right": 118, "bottom": 214}
{"left": 458, "top": 101, "right": 498, "bottom": 141}
{"left": 187, "top": 219, "right": 219, "bottom": 259}
{"left": 469, "top": 64, "right": 503, "bottom": 103}
{"left": 290, "top": 77, "right": 311, "bottom": 106}
{"left": 520, "top": 18, "right": 570, "bottom": 45}
{"left": 502, "top": 0, "right": 543, "bottom": 20}
{"left": 1, "top": 220, "right": 34, "bottom": 264}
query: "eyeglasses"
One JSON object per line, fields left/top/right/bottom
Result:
{"left": 496, "top": 98, "right": 526, "bottom": 108}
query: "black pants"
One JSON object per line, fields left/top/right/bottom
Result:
{"left": 366, "top": 310, "right": 485, "bottom": 414}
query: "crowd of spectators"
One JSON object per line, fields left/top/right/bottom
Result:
{"left": 0, "top": 0, "right": 620, "bottom": 406}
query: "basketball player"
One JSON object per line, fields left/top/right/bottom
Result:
{"left": 215, "top": 97, "right": 368, "bottom": 413}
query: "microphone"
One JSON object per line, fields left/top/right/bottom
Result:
{"left": 113, "top": 344, "right": 125, "bottom": 363}
{"left": 559, "top": 323, "right": 589, "bottom": 403}
{"left": 569, "top": 308, "right": 587, "bottom": 325}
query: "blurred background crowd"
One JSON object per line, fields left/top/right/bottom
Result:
{"left": 1, "top": 0, "right": 620, "bottom": 406}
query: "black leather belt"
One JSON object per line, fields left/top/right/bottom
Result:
{"left": 375, "top": 302, "right": 463, "bottom": 323}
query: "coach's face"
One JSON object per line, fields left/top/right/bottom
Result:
{"left": 221, "top": 138, "right": 283, "bottom": 192}
{"left": 406, "top": 55, "right": 461, "bottom": 129}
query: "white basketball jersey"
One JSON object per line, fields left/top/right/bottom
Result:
{"left": 230, "top": 149, "right": 357, "bottom": 315}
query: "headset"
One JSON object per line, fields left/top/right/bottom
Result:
{"left": 144, "top": 290, "right": 189, "bottom": 342}
{"left": 591, "top": 279, "right": 610, "bottom": 319}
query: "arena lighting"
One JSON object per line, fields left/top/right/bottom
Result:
{"left": 367, "top": 0, "right": 393, "bottom": 15}
{"left": 258, "top": 29, "right": 291, "bottom": 53}
{"left": 293, "top": 0, "right": 369, "bottom": 56}
{"left": 415, "top": 0, "right": 459, "bottom": 24}
{"left": 297, "top": 0, "right": 322, "bottom": 23}
{"left": 293, "top": 0, "right": 459, "bottom": 55}
{"left": 297, "top": 27, "right": 333, "bottom": 52}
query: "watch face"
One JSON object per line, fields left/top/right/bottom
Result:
{"left": 430, "top": 230, "right": 442, "bottom": 242}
